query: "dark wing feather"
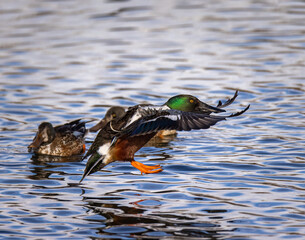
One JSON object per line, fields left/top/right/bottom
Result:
{"left": 123, "top": 104, "right": 249, "bottom": 137}
{"left": 54, "top": 119, "right": 80, "bottom": 131}
{"left": 123, "top": 111, "right": 224, "bottom": 137}
{"left": 54, "top": 119, "right": 87, "bottom": 137}
{"left": 217, "top": 90, "right": 239, "bottom": 108}
{"left": 80, "top": 152, "right": 105, "bottom": 183}
{"left": 177, "top": 112, "right": 226, "bottom": 131}
{"left": 227, "top": 104, "right": 250, "bottom": 117}
{"left": 82, "top": 130, "right": 103, "bottom": 160}
{"left": 127, "top": 115, "right": 177, "bottom": 136}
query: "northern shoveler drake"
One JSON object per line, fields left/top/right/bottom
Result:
{"left": 28, "top": 119, "right": 88, "bottom": 157}
{"left": 152, "top": 89, "right": 240, "bottom": 138}
{"left": 80, "top": 91, "right": 249, "bottom": 182}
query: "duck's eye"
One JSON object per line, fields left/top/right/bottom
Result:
{"left": 189, "top": 99, "right": 194, "bottom": 103}
{"left": 112, "top": 113, "right": 116, "bottom": 118}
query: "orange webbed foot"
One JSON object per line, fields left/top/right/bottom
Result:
{"left": 130, "top": 160, "right": 163, "bottom": 174}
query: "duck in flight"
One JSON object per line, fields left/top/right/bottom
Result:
{"left": 80, "top": 91, "right": 249, "bottom": 182}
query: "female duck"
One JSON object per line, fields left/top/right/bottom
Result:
{"left": 28, "top": 119, "right": 87, "bottom": 157}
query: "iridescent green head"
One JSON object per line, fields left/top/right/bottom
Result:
{"left": 164, "top": 95, "right": 198, "bottom": 112}
{"left": 164, "top": 94, "right": 225, "bottom": 113}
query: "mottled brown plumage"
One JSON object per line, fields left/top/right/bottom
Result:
{"left": 28, "top": 119, "right": 87, "bottom": 157}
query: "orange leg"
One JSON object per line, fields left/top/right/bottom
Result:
{"left": 130, "top": 160, "right": 163, "bottom": 174}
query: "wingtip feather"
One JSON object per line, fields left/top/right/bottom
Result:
{"left": 228, "top": 104, "right": 250, "bottom": 118}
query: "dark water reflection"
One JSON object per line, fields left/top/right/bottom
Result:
{"left": 1, "top": 0, "right": 305, "bottom": 239}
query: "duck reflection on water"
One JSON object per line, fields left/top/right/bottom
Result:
{"left": 28, "top": 154, "right": 83, "bottom": 180}
{"left": 83, "top": 195, "right": 228, "bottom": 238}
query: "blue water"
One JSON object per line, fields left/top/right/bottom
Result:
{"left": 1, "top": 0, "right": 305, "bottom": 239}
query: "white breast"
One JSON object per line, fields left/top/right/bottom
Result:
{"left": 98, "top": 143, "right": 111, "bottom": 156}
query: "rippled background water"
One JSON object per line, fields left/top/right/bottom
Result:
{"left": 1, "top": 0, "right": 305, "bottom": 239}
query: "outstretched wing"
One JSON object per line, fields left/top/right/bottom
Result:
{"left": 123, "top": 105, "right": 250, "bottom": 137}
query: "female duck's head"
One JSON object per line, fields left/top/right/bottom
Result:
{"left": 89, "top": 106, "right": 126, "bottom": 132}
{"left": 28, "top": 122, "right": 56, "bottom": 151}
{"left": 164, "top": 94, "right": 225, "bottom": 113}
